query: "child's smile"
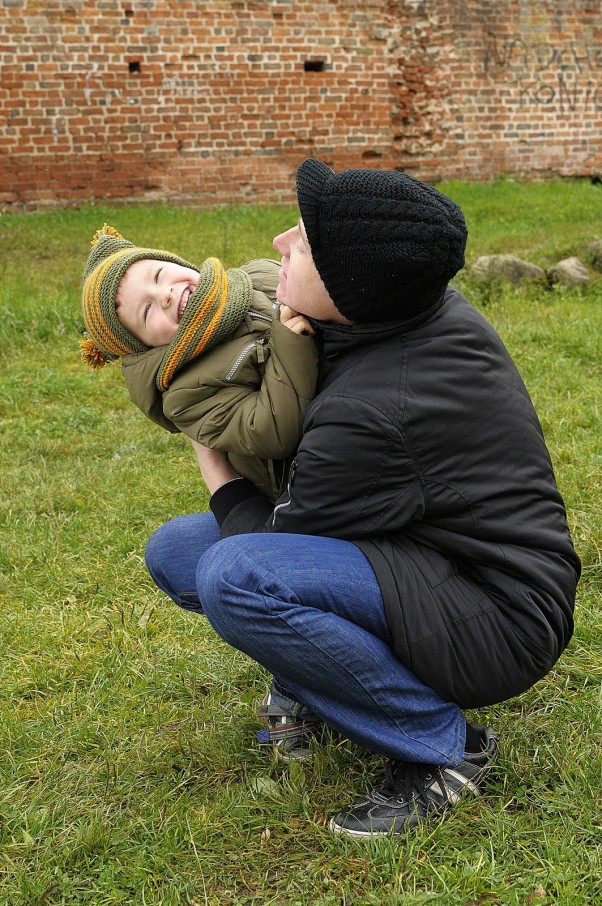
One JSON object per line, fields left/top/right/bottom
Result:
{"left": 116, "top": 258, "right": 200, "bottom": 348}
{"left": 178, "top": 284, "right": 194, "bottom": 320}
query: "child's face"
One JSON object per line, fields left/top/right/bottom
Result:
{"left": 116, "top": 258, "right": 199, "bottom": 347}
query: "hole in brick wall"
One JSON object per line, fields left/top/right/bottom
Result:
{"left": 128, "top": 61, "right": 141, "bottom": 74}
{"left": 304, "top": 60, "right": 325, "bottom": 72}
{"left": 125, "top": 8, "right": 134, "bottom": 16}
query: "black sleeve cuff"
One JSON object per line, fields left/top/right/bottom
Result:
{"left": 209, "top": 477, "right": 267, "bottom": 527}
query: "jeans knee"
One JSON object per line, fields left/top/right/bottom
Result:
{"left": 197, "top": 538, "right": 263, "bottom": 644}
{"left": 144, "top": 516, "right": 208, "bottom": 610}
{"left": 144, "top": 522, "right": 171, "bottom": 588}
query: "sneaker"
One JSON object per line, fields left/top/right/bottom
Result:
{"left": 329, "top": 725, "right": 498, "bottom": 837}
{"left": 256, "top": 690, "right": 321, "bottom": 763}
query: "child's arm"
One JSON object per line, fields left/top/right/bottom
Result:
{"left": 190, "top": 440, "right": 240, "bottom": 490}
{"left": 163, "top": 311, "right": 319, "bottom": 461}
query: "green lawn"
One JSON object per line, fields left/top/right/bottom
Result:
{"left": 1, "top": 181, "right": 601, "bottom": 905}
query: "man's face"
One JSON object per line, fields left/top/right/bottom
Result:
{"left": 272, "top": 220, "right": 353, "bottom": 324}
{"left": 116, "top": 258, "right": 199, "bottom": 348}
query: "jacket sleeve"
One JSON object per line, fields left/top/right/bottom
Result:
{"left": 121, "top": 348, "right": 179, "bottom": 434}
{"left": 164, "top": 315, "right": 319, "bottom": 460}
{"left": 213, "top": 394, "right": 425, "bottom": 539}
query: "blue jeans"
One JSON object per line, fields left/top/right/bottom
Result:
{"left": 145, "top": 513, "right": 465, "bottom": 766}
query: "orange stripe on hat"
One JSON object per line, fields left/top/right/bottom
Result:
{"left": 83, "top": 248, "right": 139, "bottom": 357}
{"left": 159, "top": 258, "right": 226, "bottom": 389}
{"left": 189, "top": 265, "right": 229, "bottom": 358}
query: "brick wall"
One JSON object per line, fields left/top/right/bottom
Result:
{"left": 1, "top": 0, "right": 601, "bottom": 210}
{"left": 392, "top": 0, "right": 602, "bottom": 181}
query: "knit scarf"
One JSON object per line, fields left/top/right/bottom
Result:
{"left": 156, "top": 257, "right": 253, "bottom": 391}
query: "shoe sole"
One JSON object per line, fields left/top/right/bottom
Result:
{"left": 273, "top": 743, "right": 314, "bottom": 764}
{"left": 328, "top": 812, "right": 423, "bottom": 838}
{"left": 329, "top": 817, "right": 385, "bottom": 838}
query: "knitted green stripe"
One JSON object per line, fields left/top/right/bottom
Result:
{"left": 156, "top": 258, "right": 253, "bottom": 391}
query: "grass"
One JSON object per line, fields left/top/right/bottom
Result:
{"left": 1, "top": 179, "right": 601, "bottom": 905}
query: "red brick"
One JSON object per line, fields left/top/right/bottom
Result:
{"left": 1, "top": 0, "right": 601, "bottom": 209}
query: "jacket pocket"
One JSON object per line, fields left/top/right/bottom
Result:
{"left": 224, "top": 338, "right": 268, "bottom": 382}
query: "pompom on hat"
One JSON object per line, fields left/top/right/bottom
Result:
{"left": 80, "top": 224, "right": 198, "bottom": 368}
{"left": 295, "top": 159, "right": 468, "bottom": 323}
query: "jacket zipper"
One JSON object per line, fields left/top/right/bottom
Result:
{"left": 248, "top": 309, "right": 272, "bottom": 324}
{"left": 271, "top": 457, "right": 297, "bottom": 526}
{"left": 225, "top": 337, "right": 267, "bottom": 382}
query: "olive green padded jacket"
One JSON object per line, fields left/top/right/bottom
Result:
{"left": 121, "top": 259, "right": 318, "bottom": 501}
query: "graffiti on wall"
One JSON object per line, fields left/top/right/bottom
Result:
{"left": 484, "top": 33, "right": 602, "bottom": 112}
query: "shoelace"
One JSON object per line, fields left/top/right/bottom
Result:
{"left": 382, "top": 761, "right": 450, "bottom": 808}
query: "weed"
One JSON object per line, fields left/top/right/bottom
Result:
{"left": 1, "top": 188, "right": 600, "bottom": 905}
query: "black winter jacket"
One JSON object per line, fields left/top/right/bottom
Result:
{"left": 210, "top": 288, "right": 580, "bottom": 708}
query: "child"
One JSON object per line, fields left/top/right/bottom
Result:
{"left": 80, "top": 225, "right": 318, "bottom": 501}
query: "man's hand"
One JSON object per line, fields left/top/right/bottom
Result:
{"left": 279, "top": 304, "right": 316, "bottom": 336}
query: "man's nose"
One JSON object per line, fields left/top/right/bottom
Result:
{"left": 273, "top": 226, "right": 293, "bottom": 254}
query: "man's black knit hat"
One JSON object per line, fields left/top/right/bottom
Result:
{"left": 296, "top": 158, "right": 468, "bottom": 323}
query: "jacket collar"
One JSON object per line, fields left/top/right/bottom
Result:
{"left": 313, "top": 288, "right": 452, "bottom": 358}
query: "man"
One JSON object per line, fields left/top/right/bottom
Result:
{"left": 145, "top": 158, "right": 580, "bottom": 837}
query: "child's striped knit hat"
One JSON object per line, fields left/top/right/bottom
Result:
{"left": 80, "top": 224, "right": 199, "bottom": 368}
{"left": 80, "top": 225, "right": 253, "bottom": 389}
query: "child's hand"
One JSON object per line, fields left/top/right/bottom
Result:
{"left": 279, "top": 305, "right": 316, "bottom": 336}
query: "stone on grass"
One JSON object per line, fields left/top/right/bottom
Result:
{"left": 547, "top": 257, "right": 590, "bottom": 288}
{"left": 585, "top": 240, "right": 602, "bottom": 271}
{"left": 470, "top": 254, "right": 547, "bottom": 285}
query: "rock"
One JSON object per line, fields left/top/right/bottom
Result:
{"left": 547, "top": 257, "right": 590, "bottom": 287}
{"left": 585, "top": 239, "right": 602, "bottom": 271}
{"left": 470, "top": 254, "right": 547, "bottom": 285}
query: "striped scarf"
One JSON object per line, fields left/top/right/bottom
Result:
{"left": 156, "top": 257, "right": 253, "bottom": 391}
